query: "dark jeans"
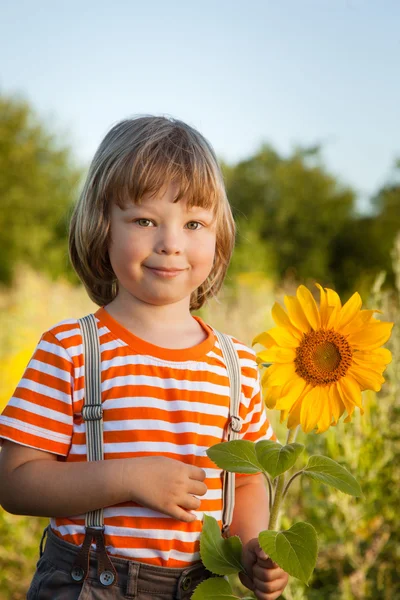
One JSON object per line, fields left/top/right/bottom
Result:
{"left": 27, "top": 527, "right": 213, "bottom": 599}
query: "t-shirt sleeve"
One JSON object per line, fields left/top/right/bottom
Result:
{"left": 0, "top": 330, "right": 74, "bottom": 456}
{"left": 239, "top": 366, "right": 277, "bottom": 444}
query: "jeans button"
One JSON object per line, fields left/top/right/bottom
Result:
{"left": 181, "top": 575, "right": 192, "bottom": 591}
{"left": 71, "top": 566, "right": 84, "bottom": 582}
{"left": 100, "top": 570, "right": 115, "bottom": 586}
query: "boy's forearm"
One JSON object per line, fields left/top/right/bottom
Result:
{"left": 1, "top": 458, "right": 131, "bottom": 517}
{"left": 229, "top": 474, "right": 270, "bottom": 546}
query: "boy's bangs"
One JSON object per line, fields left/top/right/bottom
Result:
{"left": 111, "top": 137, "right": 224, "bottom": 220}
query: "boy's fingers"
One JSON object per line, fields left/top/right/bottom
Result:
{"left": 253, "top": 563, "right": 287, "bottom": 582}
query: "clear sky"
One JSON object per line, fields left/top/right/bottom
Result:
{"left": 1, "top": 0, "right": 399, "bottom": 212}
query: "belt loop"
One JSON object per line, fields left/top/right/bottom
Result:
{"left": 39, "top": 526, "right": 48, "bottom": 557}
{"left": 125, "top": 561, "right": 139, "bottom": 599}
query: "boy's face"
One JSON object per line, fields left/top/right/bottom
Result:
{"left": 108, "top": 182, "right": 217, "bottom": 309}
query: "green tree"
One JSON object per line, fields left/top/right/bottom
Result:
{"left": 223, "top": 145, "right": 356, "bottom": 287}
{"left": 0, "top": 93, "right": 82, "bottom": 283}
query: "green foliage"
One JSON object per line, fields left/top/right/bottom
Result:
{"left": 192, "top": 576, "right": 241, "bottom": 600}
{"left": 200, "top": 515, "right": 244, "bottom": 575}
{"left": 0, "top": 92, "right": 82, "bottom": 284}
{"left": 259, "top": 523, "right": 318, "bottom": 585}
{"left": 207, "top": 440, "right": 262, "bottom": 474}
{"left": 255, "top": 441, "right": 304, "bottom": 478}
{"left": 303, "top": 455, "right": 362, "bottom": 497}
{"left": 223, "top": 145, "right": 355, "bottom": 286}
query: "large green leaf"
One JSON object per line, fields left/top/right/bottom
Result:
{"left": 255, "top": 440, "right": 304, "bottom": 477}
{"left": 303, "top": 455, "right": 362, "bottom": 496}
{"left": 206, "top": 440, "right": 262, "bottom": 474}
{"left": 259, "top": 522, "right": 318, "bottom": 585}
{"left": 200, "top": 515, "right": 244, "bottom": 575}
{"left": 191, "top": 577, "right": 240, "bottom": 599}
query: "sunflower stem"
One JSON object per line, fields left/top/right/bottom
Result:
{"left": 268, "top": 427, "right": 299, "bottom": 530}
{"left": 263, "top": 473, "right": 273, "bottom": 512}
{"left": 282, "top": 470, "right": 304, "bottom": 499}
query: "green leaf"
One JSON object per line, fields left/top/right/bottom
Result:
{"left": 191, "top": 577, "right": 240, "bottom": 599}
{"left": 206, "top": 440, "right": 262, "bottom": 474}
{"left": 200, "top": 515, "right": 243, "bottom": 575}
{"left": 303, "top": 455, "right": 362, "bottom": 497}
{"left": 259, "top": 522, "right": 318, "bottom": 585}
{"left": 255, "top": 440, "right": 304, "bottom": 477}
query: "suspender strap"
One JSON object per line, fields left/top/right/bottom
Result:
{"left": 213, "top": 329, "right": 243, "bottom": 538}
{"left": 70, "top": 314, "right": 117, "bottom": 587}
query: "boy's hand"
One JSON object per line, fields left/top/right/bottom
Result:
{"left": 240, "top": 538, "right": 289, "bottom": 600}
{"left": 126, "top": 456, "right": 207, "bottom": 522}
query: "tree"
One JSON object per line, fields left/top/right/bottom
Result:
{"left": 0, "top": 93, "right": 82, "bottom": 283}
{"left": 223, "top": 145, "right": 356, "bottom": 287}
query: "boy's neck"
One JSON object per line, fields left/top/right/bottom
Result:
{"left": 103, "top": 297, "right": 207, "bottom": 349}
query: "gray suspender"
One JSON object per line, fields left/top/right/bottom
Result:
{"left": 78, "top": 314, "right": 242, "bottom": 536}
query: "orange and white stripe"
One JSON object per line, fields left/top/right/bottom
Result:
{"left": 0, "top": 307, "right": 275, "bottom": 567}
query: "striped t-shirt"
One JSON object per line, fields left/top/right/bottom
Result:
{"left": 0, "top": 307, "right": 275, "bottom": 567}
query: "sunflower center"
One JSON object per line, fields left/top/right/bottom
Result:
{"left": 295, "top": 329, "right": 353, "bottom": 386}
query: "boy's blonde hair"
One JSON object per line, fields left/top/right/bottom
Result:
{"left": 69, "top": 115, "right": 236, "bottom": 311}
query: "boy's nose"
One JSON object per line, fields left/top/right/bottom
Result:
{"left": 154, "top": 229, "right": 184, "bottom": 254}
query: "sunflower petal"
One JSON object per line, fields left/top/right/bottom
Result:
{"left": 348, "top": 365, "right": 385, "bottom": 392}
{"left": 267, "top": 327, "right": 300, "bottom": 349}
{"left": 300, "top": 386, "right": 324, "bottom": 433}
{"left": 271, "top": 302, "right": 303, "bottom": 339}
{"left": 339, "top": 374, "right": 363, "bottom": 409}
{"left": 264, "top": 385, "right": 282, "bottom": 409}
{"left": 296, "top": 285, "right": 321, "bottom": 330}
{"left": 347, "top": 321, "right": 394, "bottom": 350}
{"left": 284, "top": 295, "right": 311, "bottom": 333}
{"left": 337, "top": 381, "right": 355, "bottom": 418}
{"left": 252, "top": 331, "right": 276, "bottom": 348}
{"left": 257, "top": 347, "right": 296, "bottom": 364}
{"left": 315, "top": 283, "right": 330, "bottom": 327}
{"left": 286, "top": 395, "right": 304, "bottom": 429}
{"left": 340, "top": 309, "right": 383, "bottom": 335}
{"left": 316, "top": 398, "right": 333, "bottom": 433}
{"left": 263, "top": 362, "right": 297, "bottom": 387}
{"left": 275, "top": 376, "right": 307, "bottom": 410}
{"left": 353, "top": 347, "right": 392, "bottom": 365}
{"left": 336, "top": 292, "right": 362, "bottom": 332}
{"left": 325, "top": 287, "right": 342, "bottom": 310}
{"left": 329, "top": 384, "right": 346, "bottom": 424}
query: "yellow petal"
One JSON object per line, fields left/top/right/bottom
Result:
{"left": 275, "top": 376, "right": 307, "bottom": 410}
{"left": 316, "top": 398, "right": 333, "bottom": 433}
{"left": 296, "top": 285, "right": 321, "bottom": 330}
{"left": 252, "top": 331, "right": 277, "bottom": 348}
{"left": 263, "top": 385, "right": 282, "bottom": 409}
{"left": 353, "top": 348, "right": 392, "bottom": 365}
{"left": 340, "top": 309, "right": 383, "bottom": 336}
{"left": 337, "top": 381, "right": 355, "bottom": 418}
{"left": 347, "top": 321, "right": 394, "bottom": 350}
{"left": 286, "top": 396, "right": 303, "bottom": 429}
{"left": 271, "top": 302, "right": 303, "bottom": 339}
{"left": 284, "top": 295, "right": 311, "bottom": 333}
{"left": 315, "top": 283, "right": 330, "bottom": 327}
{"left": 257, "top": 347, "right": 296, "bottom": 364}
{"left": 329, "top": 384, "right": 346, "bottom": 424}
{"left": 263, "top": 362, "right": 297, "bottom": 387}
{"left": 325, "top": 287, "right": 342, "bottom": 309}
{"left": 267, "top": 327, "right": 300, "bottom": 349}
{"left": 300, "top": 386, "right": 324, "bottom": 433}
{"left": 336, "top": 292, "right": 362, "bottom": 332}
{"left": 348, "top": 365, "right": 385, "bottom": 392}
{"left": 352, "top": 355, "right": 389, "bottom": 375}
{"left": 339, "top": 374, "right": 363, "bottom": 409}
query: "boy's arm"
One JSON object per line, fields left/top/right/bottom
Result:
{"left": 0, "top": 441, "right": 207, "bottom": 522}
{"left": 230, "top": 475, "right": 289, "bottom": 599}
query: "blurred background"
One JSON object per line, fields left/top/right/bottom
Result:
{"left": 0, "top": 1, "right": 399, "bottom": 598}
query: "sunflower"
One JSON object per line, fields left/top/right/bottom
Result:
{"left": 252, "top": 284, "right": 393, "bottom": 434}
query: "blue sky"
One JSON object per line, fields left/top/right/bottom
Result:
{"left": 1, "top": 0, "right": 399, "bottom": 212}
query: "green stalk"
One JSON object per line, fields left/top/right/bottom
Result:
{"left": 268, "top": 427, "right": 298, "bottom": 530}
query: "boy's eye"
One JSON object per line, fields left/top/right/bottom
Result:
{"left": 133, "top": 219, "right": 203, "bottom": 230}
